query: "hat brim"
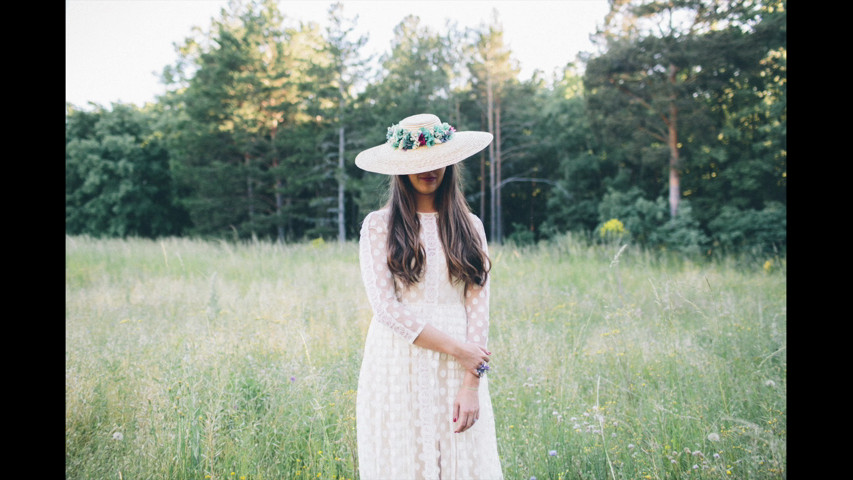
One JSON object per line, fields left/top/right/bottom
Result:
{"left": 355, "top": 131, "right": 493, "bottom": 175}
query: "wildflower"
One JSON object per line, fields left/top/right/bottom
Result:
{"left": 530, "top": 477, "right": 537, "bottom": 480}
{"left": 693, "top": 465, "right": 699, "bottom": 470}
{"left": 764, "top": 379, "right": 776, "bottom": 387}
{"left": 713, "top": 453, "right": 721, "bottom": 459}
{"left": 549, "top": 450, "right": 557, "bottom": 456}
{"left": 707, "top": 433, "right": 720, "bottom": 442}
{"left": 290, "top": 376, "right": 296, "bottom": 382}
{"left": 112, "top": 432, "right": 123, "bottom": 441}
{"left": 600, "top": 218, "right": 626, "bottom": 238}
{"left": 628, "top": 444, "right": 635, "bottom": 450}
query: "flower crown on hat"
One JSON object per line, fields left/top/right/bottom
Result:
{"left": 355, "top": 113, "right": 492, "bottom": 175}
{"left": 386, "top": 121, "right": 456, "bottom": 151}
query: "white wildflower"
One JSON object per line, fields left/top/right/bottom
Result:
{"left": 707, "top": 433, "right": 720, "bottom": 442}
{"left": 112, "top": 432, "right": 124, "bottom": 441}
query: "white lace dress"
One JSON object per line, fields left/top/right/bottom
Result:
{"left": 356, "top": 209, "right": 503, "bottom": 480}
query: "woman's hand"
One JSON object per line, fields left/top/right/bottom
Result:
{"left": 454, "top": 342, "right": 491, "bottom": 377}
{"left": 453, "top": 385, "right": 480, "bottom": 433}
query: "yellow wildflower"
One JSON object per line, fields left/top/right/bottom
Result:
{"left": 599, "top": 218, "right": 626, "bottom": 239}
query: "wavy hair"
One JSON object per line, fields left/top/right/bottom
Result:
{"left": 385, "top": 164, "right": 490, "bottom": 293}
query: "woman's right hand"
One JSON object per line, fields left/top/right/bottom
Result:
{"left": 454, "top": 342, "right": 491, "bottom": 376}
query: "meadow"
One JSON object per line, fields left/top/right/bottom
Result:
{"left": 65, "top": 234, "right": 786, "bottom": 480}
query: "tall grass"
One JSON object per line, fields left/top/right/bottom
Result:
{"left": 65, "top": 234, "right": 786, "bottom": 479}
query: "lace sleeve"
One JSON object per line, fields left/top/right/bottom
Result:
{"left": 464, "top": 214, "right": 490, "bottom": 349}
{"left": 359, "top": 210, "right": 427, "bottom": 343}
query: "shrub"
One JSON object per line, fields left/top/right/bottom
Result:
{"left": 708, "top": 201, "right": 786, "bottom": 256}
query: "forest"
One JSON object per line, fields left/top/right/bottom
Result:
{"left": 65, "top": 0, "right": 786, "bottom": 258}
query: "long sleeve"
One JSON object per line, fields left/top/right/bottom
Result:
{"left": 359, "top": 210, "right": 427, "bottom": 343}
{"left": 464, "top": 214, "right": 490, "bottom": 349}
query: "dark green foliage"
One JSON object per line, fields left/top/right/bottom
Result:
{"left": 536, "top": 70, "right": 611, "bottom": 239}
{"left": 709, "top": 202, "right": 786, "bottom": 256}
{"left": 598, "top": 187, "right": 709, "bottom": 255}
{"left": 66, "top": 103, "right": 188, "bottom": 237}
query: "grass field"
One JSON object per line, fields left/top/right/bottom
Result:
{"left": 65, "top": 234, "right": 786, "bottom": 480}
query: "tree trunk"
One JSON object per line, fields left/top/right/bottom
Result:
{"left": 667, "top": 63, "right": 680, "bottom": 219}
{"left": 487, "top": 76, "right": 496, "bottom": 242}
{"left": 337, "top": 75, "right": 347, "bottom": 243}
{"left": 337, "top": 122, "right": 346, "bottom": 243}
{"left": 245, "top": 152, "right": 255, "bottom": 236}
{"left": 479, "top": 112, "right": 486, "bottom": 221}
{"left": 495, "top": 97, "right": 502, "bottom": 243}
{"left": 270, "top": 125, "right": 284, "bottom": 242}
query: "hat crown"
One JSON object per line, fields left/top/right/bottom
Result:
{"left": 398, "top": 113, "right": 441, "bottom": 131}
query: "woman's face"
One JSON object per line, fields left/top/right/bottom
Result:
{"left": 407, "top": 167, "right": 446, "bottom": 198}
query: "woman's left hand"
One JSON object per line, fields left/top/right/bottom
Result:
{"left": 453, "top": 386, "right": 480, "bottom": 433}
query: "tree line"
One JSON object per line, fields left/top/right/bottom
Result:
{"left": 65, "top": 0, "right": 786, "bottom": 258}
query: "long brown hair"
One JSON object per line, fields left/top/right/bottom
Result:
{"left": 385, "top": 163, "right": 490, "bottom": 292}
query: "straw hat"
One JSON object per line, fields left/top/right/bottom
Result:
{"left": 355, "top": 113, "right": 493, "bottom": 175}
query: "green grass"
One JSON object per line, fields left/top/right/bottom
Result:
{"left": 65, "top": 234, "right": 786, "bottom": 480}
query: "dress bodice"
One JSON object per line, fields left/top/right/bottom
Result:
{"left": 358, "top": 209, "right": 491, "bottom": 347}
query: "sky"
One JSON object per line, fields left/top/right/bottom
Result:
{"left": 65, "top": 0, "right": 610, "bottom": 108}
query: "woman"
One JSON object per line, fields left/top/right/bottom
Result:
{"left": 354, "top": 113, "right": 503, "bottom": 479}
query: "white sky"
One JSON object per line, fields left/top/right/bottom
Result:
{"left": 66, "top": 0, "right": 610, "bottom": 108}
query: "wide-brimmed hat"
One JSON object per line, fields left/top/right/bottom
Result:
{"left": 355, "top": 113, "right": 493, "bottom": 175}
